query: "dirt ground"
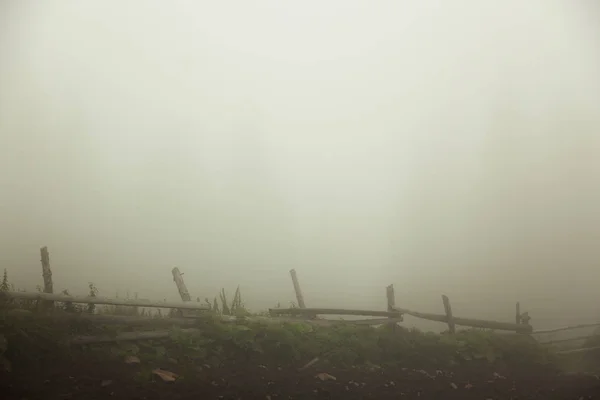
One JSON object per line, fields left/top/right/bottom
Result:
{"left": 1, "top": 355, "right": 599, "bottom": 400}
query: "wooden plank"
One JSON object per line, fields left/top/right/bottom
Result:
{"left": 392, "top": 306, "right": 532, "bottom": 333}
{"left": 441, "top": 295, "right": 455, "bottom": 334}
{"left": 289, "top": 269, "right": 306, "bottom": 308}
{"left": 0, "top": 291, "right": 210, "bottom": 310}
{"left": 269, "top": 307, "right": 401, "bottom": 318}
{"left": 3, "top": 309, "right": 404, "bottom": 330}
{"left": 352, "top": 317, "right": 404, "bottom": 326}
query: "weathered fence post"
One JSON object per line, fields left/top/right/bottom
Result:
{"left": 386, "top": 284, "right": 395, "bottom": 312}
{"left": 39, "top": 246, "right": 54, "bottom": 310}
{"left": 441, "top": 294, "right": 455, "bottom": 334}
{"left": 386, "top": 284, "right": 399, "bottom": 330}
{"left": 515, "top": 302, "right": 532, "bottom": 333}
{"left": 171, "top": 267, "right": 193, "bottom": 317}
{"left": 289, "top": 269, "right": 306, "bottom": 309}
{"left": 171, "top": 267, "right": 191, "bottom": 302}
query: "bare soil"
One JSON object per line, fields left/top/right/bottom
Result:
{"left": 1, "top": 354, "right": 599, "bottom": 399}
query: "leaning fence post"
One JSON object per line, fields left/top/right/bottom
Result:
{"left": 442, "top": 294, "right": 456, "bottom": 334}
{"left": 171, "top": 267, "right": 192, "bottom": 317}
{"left": 386, "top": 284, "right": 399, "bottom": 330}
{"left": 386, "top": 284, "right": 396, "bottom": 312}
{"left": 171, "top": 267, "right": 191, "bottom": 302}
{"left": 515, "top": 302, "right": 521, "bottom": 325}
{"left": 289, "top": 269, "right": 306, "bottom": 309}
{"left": 39, "top": 246, "right": 54, "bottom": 310}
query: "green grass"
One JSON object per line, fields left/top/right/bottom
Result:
{"left": 133, "top": 318, "right": 553, "bottom": 370}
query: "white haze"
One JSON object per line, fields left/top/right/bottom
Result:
{"left": 1, "top": 1, "right": 599, "bottom": 330}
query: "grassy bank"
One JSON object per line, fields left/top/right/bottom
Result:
{"left": 0, "top": 310, "right": 555, "bottom": 373}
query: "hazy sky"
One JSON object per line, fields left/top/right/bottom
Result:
{"left": 1, "top": 1, "right": 599, "bottom": 330}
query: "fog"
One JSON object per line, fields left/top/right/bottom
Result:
{"left": 1, "top": 1, "right": 599, "bottom": 330}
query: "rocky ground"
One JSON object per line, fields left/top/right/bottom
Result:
{"left": 1, "top": 353, "right": 599, "bottom": 399}
{"left": 2, "top": 311, "right": 600, "bottom": 399}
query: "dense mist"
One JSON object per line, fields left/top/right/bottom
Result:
{"left": 1, "top": 1, "right": 599, "bottom": 331}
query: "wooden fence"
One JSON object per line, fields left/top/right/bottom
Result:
{"left": 271, "top": 269, "right": 532, "bottom": 334}
{"left": 8, "top": 245, "right": 600, "bottom": 351}
{"left": 532, "top": 322, "right": 600, "bottom": 354}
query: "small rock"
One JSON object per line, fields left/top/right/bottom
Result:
{"left": 450, "top": 382, "right": 458, "bottom": 389}
{"left": 124, "top": 355, "right": 140, "bottom": 364}
{"left": 152, "top": 369, "right": 178, "bottom": 382}
{"left": 101, "top": 380, "right": 112, "bottom": 387}
{"left": 315, "top": 373, "right": 336, "bottom": 381}
{"left": 416, "top": 369, "right": 434, "bottom": 379}
{"left": 366, "top": 362, "right": 381, "bottom": 370}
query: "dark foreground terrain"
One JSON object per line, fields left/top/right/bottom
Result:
{"left": 1, "top": 355, "right": 599, "bottom": 400}
{"left": 2, "top": 310, "right": 600, "bottom": 400}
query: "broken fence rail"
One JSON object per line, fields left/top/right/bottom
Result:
{"left": 532, "top": 322, "right": 600, "bottom": 335}
{"left": 269, "top": 307, "right": 402, "bottom": 319}
{"left": 0, "top": 291, "right": 210, "bottom": 311}
{"left": 2, "top": 308, "right": 402, "bottom": 331}
{"left": 268, "top": 306, "right": 531, "bottom": 333}
{"left": 391, "top": 305, "right": 532, "bottom": 334}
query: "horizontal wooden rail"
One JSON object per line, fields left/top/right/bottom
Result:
{"left": 533, "top": 322, "right": 600, "bottom": 335}
{"left": 2, "top": 308, "right": 402, "bottom": 329}
{"left": 538, "top": 335, "right": 595, "bottom": 345}
{"left": 268, "top": 307, "right": 402, "bottom": 318}
{"left": 0, "top": 291, "right": 210, "bottom": 311}
{"left": 556, "top": 345, "right": 600, "bottom": 355}
{"left": 392, "top": 306, "right": 532, "bottom": 334}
